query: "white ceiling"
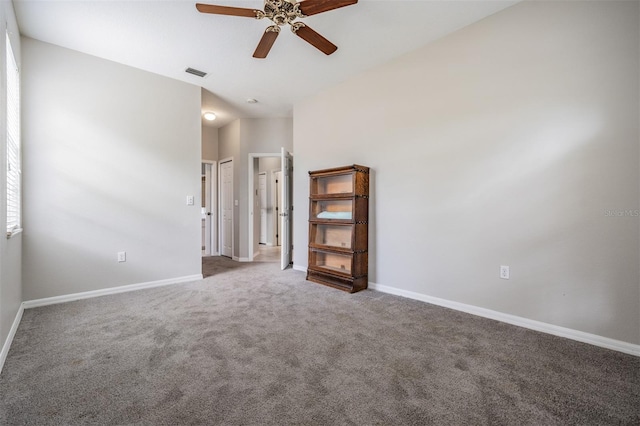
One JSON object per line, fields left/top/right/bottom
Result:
{"left": 13, "top": 0, "right": 518, "bottom": 128}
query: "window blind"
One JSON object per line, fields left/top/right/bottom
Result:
{"left": 6, "top": 32, "right": 21, "bottom": 236}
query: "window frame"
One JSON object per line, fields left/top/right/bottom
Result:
{"left": 6, "top": 31, "right": 21, "bottom": 238}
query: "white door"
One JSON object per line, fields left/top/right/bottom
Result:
{"left": 206, "top": 163, "right": 217, "bottom": 255}
{"left": 259, "top": 173, "right": 267, "bottom": 244}
{"left": 274, "top": 171, "right": 282, "bottom": 246}
{"left": 220, "top": 160, "right": 233, "bottom": 258}
{"left": 202, "top": 175, "right": 207, "bottom": 255}
{"left": 280, "top": 148, "right": 293, "bottom": 270}
{"left": 202, "top": 163, "right": 217, "bottom": 256}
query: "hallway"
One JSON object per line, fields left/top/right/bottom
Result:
{"left": 202, "top": 246, "right": 281, "bottom": 278}
{"left": 253, "top": 246, "right": 281, "bottom": 263}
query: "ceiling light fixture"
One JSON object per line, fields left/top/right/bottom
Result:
{"left": 203, "top": 112, "right": 217, "bottom": 121}
{"left": 247, "top": 98, "right": 258, "bottom": 104}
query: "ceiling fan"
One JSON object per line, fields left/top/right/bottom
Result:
{"left": 195, "top": 0, "right": 358, "bottom": 58}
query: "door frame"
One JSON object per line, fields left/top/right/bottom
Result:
{"left": 248, "top": 152, "right": 281, "bottom": 261}
{"left": 219, "top": 157, "right": 234, "bottom": 258}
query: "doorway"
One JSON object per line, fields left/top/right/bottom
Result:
{"left": 248, "top": 149, "right": 292, "bottom": 268}
{"left": 259, "top": 172, "right": 268, "bottom": 245}
{"left": 249, "top": 153, "right": 280, "bottom": 262}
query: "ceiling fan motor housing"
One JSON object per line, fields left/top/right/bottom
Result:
{"left": 259, "top": 0, "right": 305, "bottom": 28}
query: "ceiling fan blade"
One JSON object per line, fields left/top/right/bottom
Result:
{"left": 298, "top": 0, "right": 357, "bottom": 16}
{"left": 195, "top": 3, "right": 260, "bottom": 18}
{"left": 294, "top": 24, "right": 337, "bottom": 55}
{"left": 253, "top": 27, "right": 280, "bottom": 58}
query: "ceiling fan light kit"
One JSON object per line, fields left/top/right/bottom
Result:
{"left": 196, "top": 0, "right": 357, "bottom": 58}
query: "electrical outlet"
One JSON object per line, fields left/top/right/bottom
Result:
{"left": 186, "top": 195, "right": 195, "bottom": 206}
{"left": 118, "top": 251, "right": 126, "bottom": 263}
{"left": 500, "top": 265, "right": 510, "bottom": 279}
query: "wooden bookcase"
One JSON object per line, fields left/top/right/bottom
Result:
{"left": 307, "top": 164, "right": 369, "bottom": 293}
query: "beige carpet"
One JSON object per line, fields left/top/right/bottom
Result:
{"left": 1, "top": 256, "right": 638, "bottom": 425}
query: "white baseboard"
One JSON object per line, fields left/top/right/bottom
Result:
{"left": 368, "top": 282, "right": 640, "bottom": 357}
{"left": 293, "top": 264, "right": 307, "bottom": 273}
{"left": 0, "top": 304, "right": 24, "bottom": 374}
{"left": 22, "top": 274, "right": 203, "bottom": 309}
{"left": 233, "top": 256, "right": 252, "bottom": 262}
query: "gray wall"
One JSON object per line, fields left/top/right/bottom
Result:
{"left": 219, "top": 118, "right": 292, "bottom": 259}
{"left": 259, "top": 157, "right": 281, "bottom": 174}
{"left": 0, "top": 0, "right": 22, "bottom": 350}
{"left": 202, "top": 125, "right": 218, "bottom": 162}
{"left": 21, "top": 38, "right": 202, "bottom": 300}
{"left": 293, "top": 1, "right": 639, "bottom": 344}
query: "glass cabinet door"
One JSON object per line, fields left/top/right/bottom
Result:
{"left": 309, "top": 249, "right": 352, "bottom": 275}
{"left": 310, "top": 224, "right": 352, "bottom": 249}
{"left": 310, "top": 199, "right": 353, "bottom": 221}
{"left": 310, "top": 173, "right": 353, "bottom": 196}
